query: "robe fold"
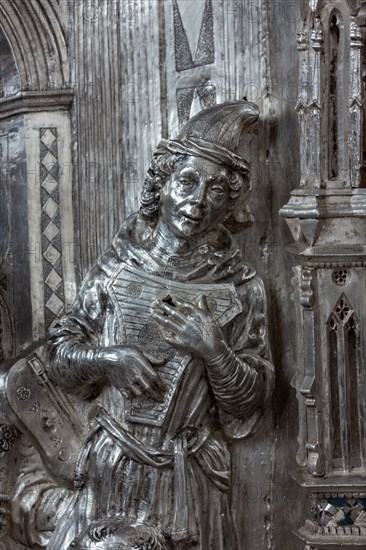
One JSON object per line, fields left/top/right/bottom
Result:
{"left": 14, "top": 219, "right": 274, "bottom": 550}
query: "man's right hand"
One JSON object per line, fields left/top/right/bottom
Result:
{"left": 95, "top": 346, "right": 166, "bottom": 401}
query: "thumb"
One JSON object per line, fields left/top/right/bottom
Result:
{"left": 196, "top": 293, "right": 210, "bottom": 312}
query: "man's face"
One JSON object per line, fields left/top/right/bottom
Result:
{"left": 160, "top": 156, "right": 231, "bottom": 239}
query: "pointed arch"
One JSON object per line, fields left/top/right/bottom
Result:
{"left": 326, "top": 293, "right": 362, "bottom": 471}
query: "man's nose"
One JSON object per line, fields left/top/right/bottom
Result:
{"left": 189, "top": 181, "right": 207, "bottom": 206}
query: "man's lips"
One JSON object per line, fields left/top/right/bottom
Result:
{"left": 180, "top": 210, "right": 204, "bottom": 222}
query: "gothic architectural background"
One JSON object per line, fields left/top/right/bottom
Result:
{"left": 1, "top": 1, "right": 364, "bottom": 549}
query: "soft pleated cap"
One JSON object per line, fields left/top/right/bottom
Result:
{"left": 155, "top": 100, "right": 260, "bottom": 176}
{"left": 176, "top": 100, "right": 259, "bottom": 152}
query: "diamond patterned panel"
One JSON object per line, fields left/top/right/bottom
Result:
{"left": 44, "top": 244, "right": 61, "bottom": 266}
{"left": 42, "top": 151, "right": 58, "bottom": 169}
{"left": 43, "top": 221, "right": 60, "bottom": 242}
{"left": 42, "top": 174, "right": 58, "bottom": 194}
{"left": 43, "top": 197, "right": 59, "bottom": 219}
{"left": 40, "top": 128, "right": 57, "bottom": 148}
{"left": 45, "top": 269, "right": 62, "bottom": 292}
{"left": 40, "top": 128, "right": 64, "bottom": 327}
{"left": 46, "top": 294, "right": 64, "bottom": 317}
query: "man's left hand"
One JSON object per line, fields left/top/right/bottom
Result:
{"left": 151, "top": 294, "right": 226, "bottom": 361}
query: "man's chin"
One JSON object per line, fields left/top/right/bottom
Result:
{"left": 175, "top": 222, "right": 208, "bottom": 238}
{"left": 178, "top": 228, "right": 204, "bottom": 239}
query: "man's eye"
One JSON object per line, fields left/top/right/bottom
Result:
{"left": 211, "top": 187, "right": 224, "bottom": 194}
{"left": 179, "top": 179, "right": 193, "bottom": 186}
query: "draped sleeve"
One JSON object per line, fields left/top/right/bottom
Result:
{"left": 48, "top": 250, "right": 116, "bottom": 397}
{"left": 213, "top": 275, "right": 274, "bottom": 440}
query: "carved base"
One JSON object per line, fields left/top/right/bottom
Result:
{"left": 293, "top": 469, "right": 366, "bottom": 549}
{"left": 296, "top": 520, "right": 366, "bottom": 548}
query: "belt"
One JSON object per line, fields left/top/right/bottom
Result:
{"left": 92, "top": 407, "right": 210, "bottom": 542}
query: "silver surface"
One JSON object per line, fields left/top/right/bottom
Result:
{"left": 0, "top": 1, "right": 318, "bottom": 549}
{"left": 4, "top": 101, "right": 274, "bottom": 549}
{"left": 280, "top": 1, "right": 366, "bottom": 549}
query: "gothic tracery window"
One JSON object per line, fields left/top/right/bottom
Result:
{"left": 327, "top": 295, "right": 361, "bottom": 471}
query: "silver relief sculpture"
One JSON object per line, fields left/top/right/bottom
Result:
{"left": 6, "top": 101, "right": 274, "bottom": 549}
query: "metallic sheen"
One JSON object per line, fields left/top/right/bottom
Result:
{"left": 6, "top": 101, "right": 274, "bottom": 549}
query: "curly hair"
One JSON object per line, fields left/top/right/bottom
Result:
{"left": 139, "top": 150, "right": 250, "bottom": 228}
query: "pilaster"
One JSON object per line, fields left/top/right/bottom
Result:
{"left": 280, "top": 1, "right": 366, "bottom": 548}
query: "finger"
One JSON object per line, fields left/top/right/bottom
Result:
{"left": 154, "top": 300, "right": 188, "bottom": 323}
{"left": 196, "top": 293, "right": 210, "bottom": 312}
{"left": 160, "top": 331, "right": 177, "bottom": 344}
{"left": 153, "top": 372, "right": 167, "bottom": 393}
{"left": 173, "top": 296, "right": 196, "bottom": 313}
{"left": 138, "top": 376, "right": 165, "bottom": 402}
{"left": 161, "top": 332, "right": 185, "bottom": 350}
{"left": 124, "top": 354, "right": 157, "bottom": 380}
{"left": 151, "top": 311, "right": 182, "bottom": 334}
{"left": 133, "top": 357, "right": 167, "bottom": 394}
{"left": 134, "top": 365, "right": 164, "bottom": 396}
{"left": 129, "top": 383, "right": 143, "bottom": 397}
{"left": 118, "top": 387, "right": 129, "bottom": 399}
{"left": 136, "top": 376, "right": 151, "bottom": 391}
{"left": 138, "top": 375, "right": 158, "bottom": 396}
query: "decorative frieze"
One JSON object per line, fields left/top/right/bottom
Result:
{"left": 24, "top": 112, "right": 76, "bottom": 339}
{"left": 312, "top": 495, "right": 366, "bottom": 529}
{"left": 39, "top": 128, "right": 65, "bottom": 325}
{"left": 172, "top": 0, "right": 214, "bottom": 71}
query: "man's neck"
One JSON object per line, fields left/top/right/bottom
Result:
{"left": 151, "top": 220, "right": 204, "bottom": 258}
